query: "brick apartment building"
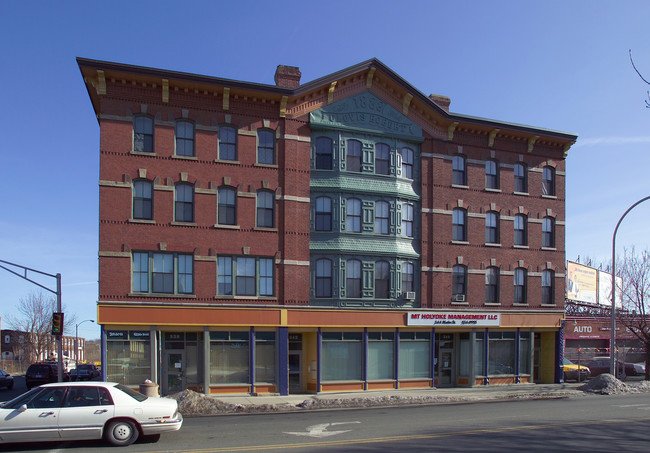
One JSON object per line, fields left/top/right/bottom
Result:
{"left": 1, "top": 329, "right": 84, "bottom": 369}
{"left": 78, "top": 57, "right": 576, "bottom": 395}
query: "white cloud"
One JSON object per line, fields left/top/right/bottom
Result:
{"left": 575, "top": 136, "right": 650, "bottom": 147}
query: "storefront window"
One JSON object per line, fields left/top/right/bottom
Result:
{"left": 106, "top": 331, "right": 150, "bottom": 386}
{"left": 210, "top": 331, "right": 249, "bottom": 384}
{"left": 368, "top": 331, "right": 394, "bottom": 380}
{"left": 255, "top": 332, "right": 276, "bottom": 384}
{"left": 398, "top": 331, "right": 430, "bottom": 379}
{"left": 474, "top": 332, "right": 485, "bottom": 376}
{"left": 322, "top": 332, "right": 362, "bottom": 381}
{"left": 459, "top": 333, "right": 470, "bottom": 376}
{"left": 519, "top": 331, "right": 531, "bottom": 375}
{"left": 488, "top": 332, "right": 516, "bottom": 375}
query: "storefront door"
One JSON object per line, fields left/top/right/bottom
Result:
{"left": 288, "top": 333, "right": 302, "bottom": 393}
{"left": 163, "top": 350, "right": 185, "bottom": 394}
{"left": 439, "top": 348, "right": 454, "bottom": 386}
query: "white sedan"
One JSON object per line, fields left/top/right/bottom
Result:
{"left": 0, "top": 381, "right": 182, "bottom": 446}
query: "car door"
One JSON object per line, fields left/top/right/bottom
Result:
{"left": 58, "top": 386, "right": 115, "bottom": 440}
{"left": 0, "top": 387, "right": 65, "bottom": 442}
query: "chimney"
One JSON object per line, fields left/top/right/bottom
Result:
{"left": 274, "top": 65, "right": 301, "bottom": 89}
{"left": 429, "top": 94, "right": 451, "bottom": 112}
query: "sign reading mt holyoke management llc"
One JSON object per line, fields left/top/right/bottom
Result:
{"left": 407, "top": 312, "right": 501, "bottom": 327}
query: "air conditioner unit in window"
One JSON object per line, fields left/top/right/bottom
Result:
{"left": 405, "top": 291, "right": 416, "bottom": 300}
{"left": 452, "top": 294, "right": 466, "bottom": 302}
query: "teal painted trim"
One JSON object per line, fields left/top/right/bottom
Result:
{"left": 310, "top": 175, "right": 420, "bottom": 200}
{"left": 310, "top": 236, "right": 420, "bottom": 258}
{"left": 310, "top": 91, "right": 423, "bottom": 142}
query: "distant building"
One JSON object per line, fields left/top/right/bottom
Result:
{"left": 78, "top": 57, "right": 576, "bottom": 395}
{"left": 1, "top": 329, "right": 84, "bottom": 367}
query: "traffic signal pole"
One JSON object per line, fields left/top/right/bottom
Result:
{"left": 0, "top": 259, "right": 65, "bottom": 382}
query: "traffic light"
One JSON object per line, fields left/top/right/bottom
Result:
{"left": 52, "top": 312, "right": 64, "bottom": 335}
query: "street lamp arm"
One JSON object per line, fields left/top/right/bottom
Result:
{"left": 611, "top": 195, "right": 650, "bottom": 376}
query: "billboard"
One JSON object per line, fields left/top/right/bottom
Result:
{"left": 566, "top": 261, "right": 597, "bottom": 304}
{"left": 597, "top": 270, "right": 623, "bottom": 309}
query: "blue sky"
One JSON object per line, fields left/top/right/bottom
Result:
{"left": 1, "top": 1, "right": 649, "bottom": 340}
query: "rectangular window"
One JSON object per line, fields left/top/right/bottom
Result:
{"left": 133, "top": 116, "right": 154, "bottom": 153}
{"left": 255, "top": 332, "right": 276, "bottom": 384}
{"left": 368, "top": 331, "right": 394, "bottom": 380}
{"left": 106, "top": 335, "right": 151, "bottom": 386}
{"left": 398, "top": 331, "right": 430, "bottom": 379}
{"left": 474, "top": 332, "right": 485, "bottom": 376}
{"left": 210, "top": 331, "right": 249, "bottom": 384}
{"left": 219, "top": 125, "right": 237, "bottom": 161}
{"left": 217, "top": 257, "right": 233, "bottom": 295}
{"left": 257, "top": 130, "right": 275, "bottom": 164}
{"left": 402, "top": 204, "right": 414, "bottom": 238}
{"left": 175, "top": 120, "right": 195, "bottom": 157}
{"left": 488, "top": 332, "right": 516, "bottom": 375}
{"left": 132, "top": 252, "right": 193, "bottom": 295}
{"left": 217, "top": 256, "right": 275, "bottom": 297}
{"left": 321, "top": 332, "right": 362, "bottom": 381}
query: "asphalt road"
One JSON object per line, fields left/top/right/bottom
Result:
{"left": 3, "top": 391, "right": 650, "bottom": 452}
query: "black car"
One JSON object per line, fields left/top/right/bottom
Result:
{"left": 69, "top": 363, "right": 100, "bottom": 381}
{"left": 25, "top": 363, "right": 68, "bottom": 389}
{"left": 0, "top": 370, "right": 13, "bottom": 390}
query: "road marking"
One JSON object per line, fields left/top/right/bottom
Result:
{"left": 284, "top": 421, "right": 361, "bottom": 438}
{"left": 616, "top": 404, "right": 647, "bottom": 407}
{"left": 142, "top": 416, "right": 650, "bottom": 452}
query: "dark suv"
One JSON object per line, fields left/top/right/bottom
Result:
{"left": 25, "top": 362, "right": 68, "bottom": 389}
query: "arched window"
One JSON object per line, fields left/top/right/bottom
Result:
{"left": 256, "top": 190, "right": 275, "bottom": 227}
{"left": 514, "top": 268, "right": 527, "bottom": 304}
{"left": 174, "top": 183, "right": 194, "bottom": 222}
{"left": 133, "top": 115, "right": 154, "bottom": 152}
{"left": 375, "top": 143, "right": 390, "bottom": 175}
{"left": 514, "top": 163, "right": 527, "bottom": 193}
{"left": 452, "top": 155, "right": 466, "bottom": 185}
{"left": 375, "top": 201, "right": 389, "bottom": 235}
{"left": 542, "top": 166, "right": 555, "bottom": 196}
{"left": 219, "top": 125, "right": 237, "bottom": 161}
{"left": 315, "top": 137, "right": 333, "bottom": 170}
{"left": 399, "top": 147, "right": 414, "bottom": 179}
{"left": 453, "top": 208, "right": 467, "bottom": 241}
{"left": 133, "top": 179, "right": 153, "bottom": 220}
{"left": 542, "top": 216, "right": 555, "bottom": 248}
{"left": 315, "top": 259, "right": 332, "bottom": 298}
{"left": 346, "top": 198, "right": 361, "bottom": 232}
{"left": 375, "top": 261, "right": 390, "bottom": 299}
{"left": 347, "top": 139, "right": 362, "bottom": 172}
{"left": 218, "top": 187, "right": 237, "bottom": 225}
{"left": 175, "top": 120, "right": 195, "bottom": 157}
{"left": 257, "top": 129, "right": 275, "bottom": 164}
{"left": 542, "top": 270, "right": 555, "bottom": 304}
{"left": 315, "top": 197, "right": 332, "bottom": 231}
{"left": 402, "top": 262, "right": 414, "bottom": 293}
{"left": 346, "top": 259, "right": 362, "bottom": 298}
{"left": 485, "top": 267, "right": 499, "bottom": 303}
{"left": 485, "top": 160, "right": 499, "bottom": 189}
{"left": 452, "top": 265, "right": 467, "bottom": 299}
{"left": 514, "top": 214, "right": 527, "bottom": 246}
{"left": 485, "top": 211, "right": 499, "bottom": 244}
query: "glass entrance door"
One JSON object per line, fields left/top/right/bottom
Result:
{"left": 439, "top": 349, "right": 454, "bottom": 386}
{"left": 163, "top": 350, "right": 185, "bottom": 394}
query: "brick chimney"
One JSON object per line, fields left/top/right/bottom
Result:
{"left": 274, "top": 65, "right": 301, "bottom": 89}
{"left": 429, "top": 94, "right": 451, "bottom": 112}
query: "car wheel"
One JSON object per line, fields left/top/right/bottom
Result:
{"left": 105, "top": 419, "right": 139, "bottom": 446}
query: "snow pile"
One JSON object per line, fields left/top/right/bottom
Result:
{"left": 578, "top": 374, "right": 631, "bottom": 394}
{"left": 168, "top": 389, "right": 296, "bottom": 417}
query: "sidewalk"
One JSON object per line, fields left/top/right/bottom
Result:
{"left": 173, "top": 382, "right": 588, "bottom": 416}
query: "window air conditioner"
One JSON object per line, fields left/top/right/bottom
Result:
{"left": 405, "top": 291, "right": 416, "bottom": 300}
{"left": 452, "top": 294, "right": 466, "bottom": 302}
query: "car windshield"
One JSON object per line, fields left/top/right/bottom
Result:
{"left": 114, "top": 383, "right": 148, "bottom": 402}
{"left": 28, "top": 365, "right": 51, "bottom": 374}
{"left": 562, "top": 358, "right": 573, "bottom": 365}
{"left": 79, "top": 364, "right": 93, "bottom": 369}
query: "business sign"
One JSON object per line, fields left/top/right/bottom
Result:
{"left": 407, "top": 312, "right": 500, "bottom": 327}
{"left": 566, "top": 261, "right": 597, "bottom": 304}
{"left": 597, "top": 270, "right": 623, "bottom": 308}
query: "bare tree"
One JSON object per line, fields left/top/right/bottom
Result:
{"left": 629, "top": 49, "right": 650, "bottom": 108}
{"left": 6, "top": 291, "right": 77, "bottom": 363}
{"left": 616, "top": 247, "right": 650, "bottom": 379}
